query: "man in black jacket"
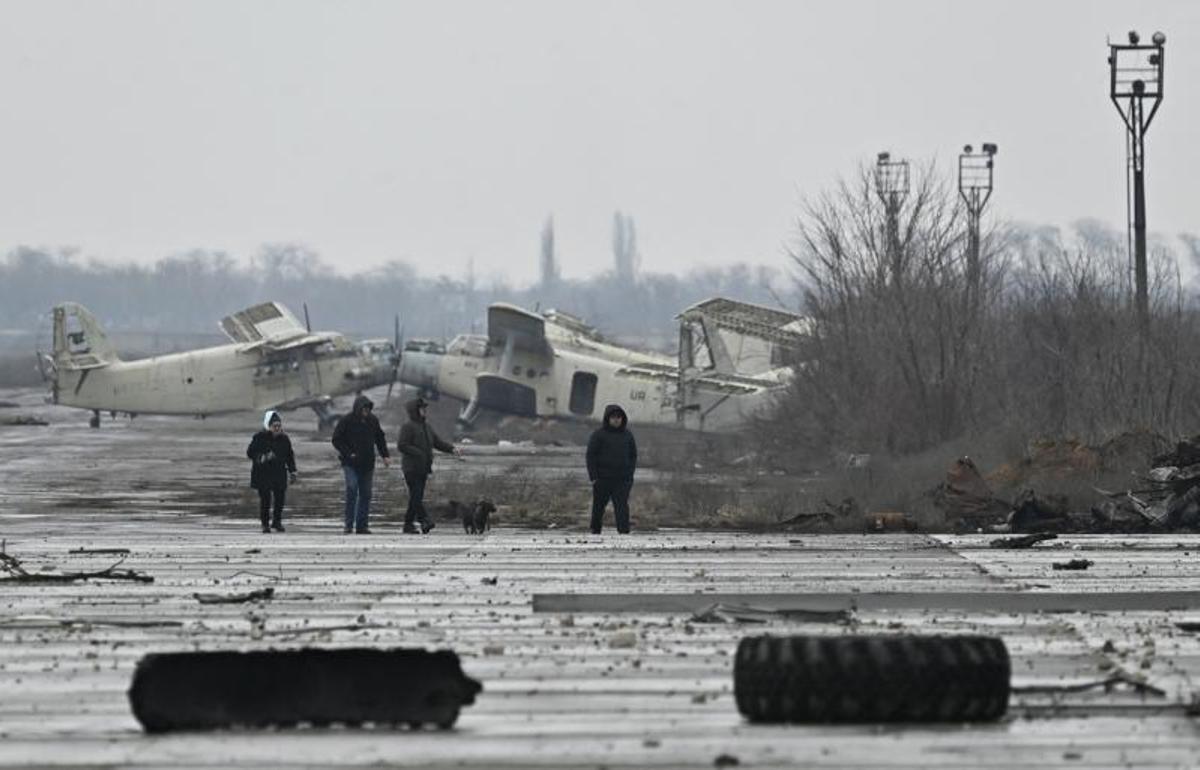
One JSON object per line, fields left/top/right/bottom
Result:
{"left": 246, "top": 410, "right": 297, "bottom": 533}
{"left": 396, "top": 397, "right": 459, "bottom": 534}
{"left": 586, "top": 404, "right": 637, "bottom": 534}
{"left": 331, "top": 394, "right": 390, "bottom": 534}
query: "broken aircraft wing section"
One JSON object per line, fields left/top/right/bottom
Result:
{"left": 219, "top": 302, "right": 338, "bottom": 353}
{"left": 677, "top": 297, "right": 811, "bottom": 377}
{"left": 677, "top": 297, "right": 811, "bottom": 348}
{"left": 220, "top": 302, "right": 307, "bottom": 344}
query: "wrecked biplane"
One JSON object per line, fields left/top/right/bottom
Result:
{"left": 397, "top": 297, "right": 810, "bottom": 432}
{"left": 42, "top": 302, "right": 393, "bottom": 429}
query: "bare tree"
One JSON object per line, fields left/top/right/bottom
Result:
{"left": 775, "top": 159, "right": 1200, "bottom": 461}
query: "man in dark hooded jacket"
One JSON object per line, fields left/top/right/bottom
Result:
{"left": 586, "top": 404, "right": 637, "bottom": 534}
{"left": 331, "top": 394, "right": 390, "bottom": 534}
{"left": 396, "top": 397, "right": 459, "bottom": 534}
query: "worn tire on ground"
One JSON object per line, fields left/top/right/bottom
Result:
{"left": 128, "top": 648, "right": 482, "bottom": 732}
{"left": 734, "top": 634, "right": 1009, "bottom": 723}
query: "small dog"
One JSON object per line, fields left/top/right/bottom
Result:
{"left": 462, "top": 499, "right": 496, "bottom": 534}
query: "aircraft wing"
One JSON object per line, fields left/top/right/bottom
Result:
{"left": 220, "top": 302, "right": 309, "bottom": 346}
{"left": 487, "top": 303, "right": 550, "bottom": 354}
{"left": 676, "top": 297, "right": 811, "bottom": 348}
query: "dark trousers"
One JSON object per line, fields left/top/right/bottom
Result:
{"left": 342, "top": 466, "right": 374, "bottom": 532}
{"left": 404, "top": 473, "right": 429, "bottom": 528}
{"left": 591, "top": 478, "right": 632, "bottom": 533}
{"left": 257, "top": 486, "right": 285, "bottom": 527}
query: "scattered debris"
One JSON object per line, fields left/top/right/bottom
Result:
{"left": 713, "top": 754, "right": 740, "bottom": 768}
{"left": 1052, "top": 559, "right": 1094, "bottom": 571}
{"left": 0, "top": 616, "right": 182, "bottom": 629}
{"left": 0, "top": 414, "right": 48, "bottom": 426}
{"left": 1012, "top": 671, "right": 1166, "bottom": 698}
{"left": 690, "top": 602, "right": 851, "bottom": 625}
{"left": 609, "top": 629, "right": 638, "bottom": 649}
{"left": 193, "top": 587, "right": 276, "bottom": 604}
{"left": 932, "top": 457, "right": 1010, "bottom": 528}
{"left": 0, "top": 547, "right": 153, "bottom": 584}
{"left": 864, "top": 511, "right": 916, "bottom": 532}
{"left": 262, "top": 621, "right": 385, "bottom": 638}
{"left": 1008, "top": 489, "right": 1072, "bottom": 533}
{"left": 776, "top": 498, "right": 858, "bottom": 530}
{"left": 989, "top": 533, "right": 1058, "bottom": 549}
{"left": 480, "top": 576, "right": 498, "bottom": 585}
{"left": 482, "top": 644, "right": 505, "bottom": 656}
{"left": 68, "top": 547, "right": 131, "bottom": 555}
{"left": 1174, "top": 621, "right": 1200, "bottom": 633}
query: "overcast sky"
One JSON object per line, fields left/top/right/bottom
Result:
{"left": 0, "top": 0, "right": 1196, "bottom": 283}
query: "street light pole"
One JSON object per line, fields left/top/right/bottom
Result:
{"left": 1108, "top": 29, "right": 1165, "bottom": 327}
{"left": 958, "top": 143, "right": 997, "bottom": 308}
{"left": 874, "top": 151, "right": 910, "bottom": 286}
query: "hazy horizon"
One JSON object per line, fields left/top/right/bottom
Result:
{"left": 1, "top": 0, "right": 1197, "bottom": 284}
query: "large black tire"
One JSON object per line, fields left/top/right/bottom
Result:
{"left": 128, "top": 648, "right": 482, "bottom": 733}
{"left": 734, "top": 634, "right": 1009, "bottom": 723}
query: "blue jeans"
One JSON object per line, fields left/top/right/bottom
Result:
{"left": 342, "top": 466, "right": 374, "bottom": 532}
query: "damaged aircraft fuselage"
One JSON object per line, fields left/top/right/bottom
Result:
{"left": 45, "top": 302, "right": 381, "bottom": 426}
{"left": 398, "top": 298, "right": 809, "bottom": 432}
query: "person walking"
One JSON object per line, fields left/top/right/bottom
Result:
{"left": 331, "top": 394, "right": 390, "bottom": 534}
{"left": 246, "top": 410, "right": 297, "bottom": 533}
{"left": 586, "top": 404, "right": 637, "bottom": 534}
{"left": 396, "top": 397, "right": 459, "bottom": 534}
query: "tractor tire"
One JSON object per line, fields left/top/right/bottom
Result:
{"left": 734, "top": 634, "right": 1009, "bottom": 723}
{"left": 128, "top": 648, "right": 482, "bottom": 733}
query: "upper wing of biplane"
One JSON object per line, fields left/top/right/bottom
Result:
{"left": 220, "top": 302, "right": 341, "bottom": 353}
{"left": 676, "top": 297, "right": 812, "bottom": 377}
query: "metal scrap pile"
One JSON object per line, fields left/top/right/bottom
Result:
{"left": 1001, "top": 436, "right": 1200, "bottom": 534}
{"left": 1096, "top": 435, "right": 1200, "bottom": 530}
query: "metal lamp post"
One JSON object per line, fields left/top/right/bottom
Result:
{"left": 958, "top": 143, "right": 997, "bottom": 305}
{"left": 1108, "top": 29, "right": 1165, "bottom": 326}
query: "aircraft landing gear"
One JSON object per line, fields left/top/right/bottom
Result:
{"left": 311, "top": 400, "right": 340, "bottom": 432}
{"left": 457, "top": 396, "right": 479, "bottom": 428}
{"left": 89, "top": 410, "right": 101, "bottom": 429}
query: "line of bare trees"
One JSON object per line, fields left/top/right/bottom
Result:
{"left": 773, "top": 160, "right": 1200, "bottom": 459}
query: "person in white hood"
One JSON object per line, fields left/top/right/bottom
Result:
{"left": 246, "top": 410, "right": 297, "bottom": 533}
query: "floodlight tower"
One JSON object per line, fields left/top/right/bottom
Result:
{"left": 875, "top": 151, "right": 910, "bottom": 284}
{"left": 1108, "top": 29, "right": 1165, "bottom": 326}
{"left": 958, "top": 143, "right": 998, "bottom": 304}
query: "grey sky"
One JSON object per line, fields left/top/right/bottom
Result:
{"left": 0, "top": 0, "right": 1196, "bottom": 283}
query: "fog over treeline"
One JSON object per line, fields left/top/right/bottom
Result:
{"left": 0, "top": 238, "right": 791, "bottom": 351}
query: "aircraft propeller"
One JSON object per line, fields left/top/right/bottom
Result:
{"left": 385, "top": 315, "right": 404, "bottom": 406}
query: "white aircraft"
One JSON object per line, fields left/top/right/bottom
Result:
{"left": 41, "top": 301, "right": 395, "bottom": 429}
{"left": 397, "top": 297, "right": 810, "bottom": 432}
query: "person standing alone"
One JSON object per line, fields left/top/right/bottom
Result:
{"left": 586, "top": 404, "right": 637, "bottom": 534}
{"left": 331, "top": 395, "right": 390, "bottom": 534}
{"left": 247, "top": 410, "right": 297, "bottom": 533}
{"left": 396, "top": 397, "right": 459, "bottom": 534}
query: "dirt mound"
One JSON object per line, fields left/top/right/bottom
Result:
{"left": 987, "top": 430, "right": 1168, "bottom": 491}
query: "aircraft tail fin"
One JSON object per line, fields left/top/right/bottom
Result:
{"left": 52, "top": 303, "right": 120, "bottom": 369}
